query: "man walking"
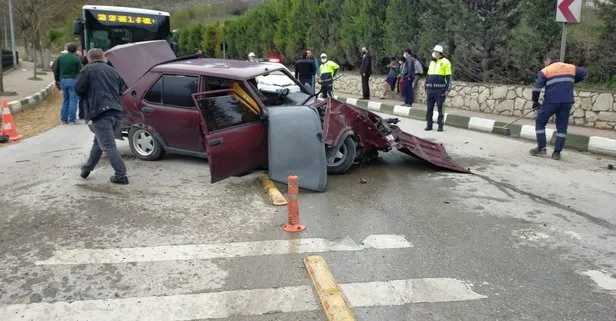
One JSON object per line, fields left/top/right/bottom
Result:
{"left": 74, "top": 48, "right": 129, "bottom": 185}
{"left": 360, "top": 47, "right": 372, "bottom": 99}
{"left": 530, "top": 51, "right": 588, "bottom": 160}
{"left": 402, "top": 49, "right": 415, "bottom": 106}
{"left": 424, "top": 45, "right": 452, "bottom": 132}
{"left": 295, "top": 50, "right": 316, "bottom": 90}
{"left": 53, "top": 43, "right": 83, "bottom": 124}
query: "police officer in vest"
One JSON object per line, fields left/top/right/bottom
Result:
{"left": 424, "top": 45, "right": 452, "bottom": 131}
{"left": 530, "top": 51, "right": 588, "bottom": 160}
{"left": 317, "top": 53, "right": 340, "bottom": 98}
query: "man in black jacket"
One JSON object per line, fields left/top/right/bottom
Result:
{"left": 360, "top": 47, "right": 372, "bottom": 99}
{"left": 295, "top": 50, "right": 316, "bottom": 90}
{"left": 74, "top": 48, "right": 129, "bottom": 185}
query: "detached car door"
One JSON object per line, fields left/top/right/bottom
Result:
{"left": 192, "top": 78, "right": 268, "bottom": 183}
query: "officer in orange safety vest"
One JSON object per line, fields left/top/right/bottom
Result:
{"left": 530, "top": 51, "right": 588, "bottom": 160}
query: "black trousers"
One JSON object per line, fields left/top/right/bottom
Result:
{"left": 426, "top": 90, "right": 446, "bottom": 128}
{"left": 361, "top": 74, "right": 370, "bottom": 98}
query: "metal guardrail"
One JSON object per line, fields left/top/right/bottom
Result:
{"left": 1, "top": 50, "right": 19, "bottom": 71}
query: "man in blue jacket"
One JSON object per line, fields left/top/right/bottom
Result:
{"left": 530, "top": 51, "right": 588, "bottom": 160}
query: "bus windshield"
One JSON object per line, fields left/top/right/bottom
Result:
{"left": 83, "top": 6, "right": 170, "bottom": 51}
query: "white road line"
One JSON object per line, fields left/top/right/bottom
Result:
{"left": 35, "top": 234, "right": 412, "bottom": 265}
{"left": 0, "top": 278, "right": 486, "bottom": 321}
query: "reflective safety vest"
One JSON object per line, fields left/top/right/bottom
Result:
{"left": 425, "top": 57, "right": 452, "bottom": 90}
{"left": 532, "top": 61, "right": 587, "bottom": 104}
{"left": 319, "top": 60, "right": 339, "bottom": 80}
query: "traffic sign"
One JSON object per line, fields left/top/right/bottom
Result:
{"left": 556, "top": 0, "right": 582, "bottom": 24}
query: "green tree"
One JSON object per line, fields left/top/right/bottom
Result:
{"left": 507, "top": 0, "right": 561, "bottom": 83}
{"left": 339, "top": 0, "right": 361, "bottom": 66}
{"left": 588, "top": 0, "right": 616, "bottom": 85}
{"left": 383, "top": 0, "right": 421, "bottom": 57}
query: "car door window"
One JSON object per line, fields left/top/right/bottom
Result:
{"left": 195, "top": 86, "right": 261, "bottom": 133}
{"left": 144, "top": 77, "right": 162, "bottom": 104}
{"left": 162, "top": 75, "right": 199, "bottom": 107}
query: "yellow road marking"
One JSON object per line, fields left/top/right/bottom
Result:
{"left": 304, "top": 256, "right": 356, "bottom": 321}
{"left": 258, "top": 174, "right": 288, "bottom": 206}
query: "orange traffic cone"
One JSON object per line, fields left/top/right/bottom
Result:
{"left": 282, "top": 175, "right": 306, "bottom": 233}
{"left": 1, "top": 99, "right": 23, "bottom": 142}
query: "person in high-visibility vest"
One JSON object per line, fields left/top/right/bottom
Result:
{"left": 530, "top": 51, "right": 588, "bottom": 160}
{"left": 424, "top": 45, "right": 452, "bottom": 132}
{"left": 317, "top": 53, "right": 340, "bottom": 98}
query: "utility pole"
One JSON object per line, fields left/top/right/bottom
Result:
{"left": 3, "top": 15, "right": 8, "bottom": 48}
{"left": 8, "top": 0, "right": 17, "bottom": 66}
{"left": 559, "top": 23, "right": 568, "bottom": 62}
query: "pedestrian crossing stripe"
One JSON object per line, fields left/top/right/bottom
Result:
{"left": 35, "top": 234, "right": 413, "bottom": 265}
{"left": 0, "top": 278, "right": 487, "bottom": 321}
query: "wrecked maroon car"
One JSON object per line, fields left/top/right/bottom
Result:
{"left": 103, "top": 40, "right": 468, "bottom": 192}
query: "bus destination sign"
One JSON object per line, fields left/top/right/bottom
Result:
{"left": 95, "top": 13, "right": 157, "bottom": 25}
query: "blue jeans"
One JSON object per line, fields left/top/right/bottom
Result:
{"left": 83, "top": 114, "right": 127, "bottom": 179}
{"left": 60, "top": 78, "right": 78, "bottom": 123}
{"left": 535, "top": 102, "right": 572, "bottom": 152}
{"left": 403, "top": 77, "right": 414, "bottom": 105}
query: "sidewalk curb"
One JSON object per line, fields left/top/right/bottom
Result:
{"left": 334, "top": 95, "right": 616, "bottom": 158}
{"left": 6, "top": 82, "right": 56, "bottom": 115}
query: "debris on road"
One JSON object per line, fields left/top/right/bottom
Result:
{"left": 360, "top": 178, "right": 367, "bottom": 184}
{"left": 608, "top": 164, "right": 614, "bottom": 170}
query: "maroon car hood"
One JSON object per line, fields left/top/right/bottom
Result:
{"left": 392, "top": 128, "right": 470, "bottom": 173}
{"left": 105, "top": 40, "right": 176, "bottom": 87}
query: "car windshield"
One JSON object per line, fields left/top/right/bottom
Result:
{"left": 248, "top": 69, "right": 313, "bottom": 107}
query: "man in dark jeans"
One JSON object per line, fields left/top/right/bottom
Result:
{"left": 294, "top": 50, "right": 316, "bottom": 90}
{"left": 74, "top": 48, "right": 129, "bottom": 185}
{"left": 360, "top": 47, "right": 372, "bottom": 99}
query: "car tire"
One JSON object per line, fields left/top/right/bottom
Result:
{"left": 327, "top": 136, "right": 357, "bottom": 174}
{"left": 128, "top": 127, "right": 163, "bottom": 161}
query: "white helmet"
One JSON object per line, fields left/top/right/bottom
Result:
{"left": 432, "top": 45, "right": 444, "bottom": 53}
{"left": 320, "top": 53, "right": 327, "bottom": 58}
{"left": 248, "top": 52, "right": 256, "bottom": 57}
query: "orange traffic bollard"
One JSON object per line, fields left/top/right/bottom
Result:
{"left": 282, "top": 175, "right": 306, "bottom": 233}
{"left": 1, "top": 99, "right": 23, "bottom": 142}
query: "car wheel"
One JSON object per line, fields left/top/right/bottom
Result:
{"left": 128, "top": 127, "right": 163, "bottom": 161}
{"left": 327, "top": 136, "right": 357, "bottom": 174}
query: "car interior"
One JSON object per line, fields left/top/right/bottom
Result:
{"left": 196, "top": 77, "right": 261, "bottom": 132}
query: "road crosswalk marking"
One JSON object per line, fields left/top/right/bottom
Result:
{"left": 0, "top": 278, "right": 486, "bottom": 321}
{"left": 35, "top": 234, "right": 412, "bottom": 265}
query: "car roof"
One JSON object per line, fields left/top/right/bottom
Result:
{"left": 152, "top": 59, "right": 287, "bottom": 80}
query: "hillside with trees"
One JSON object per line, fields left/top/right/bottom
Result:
{"left": 176, "top": 0, "right": 616, "bottom": 87}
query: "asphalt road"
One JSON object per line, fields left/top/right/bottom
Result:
{"left": 0, "top": 115, "right": 615, "bottom": 321}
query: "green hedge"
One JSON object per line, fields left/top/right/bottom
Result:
{"left": 177, "top": 0, "right": 616, "bottom": 86}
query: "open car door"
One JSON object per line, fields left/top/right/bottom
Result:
{"left": 192, "top": 88, "right": 268, "bottom": 183}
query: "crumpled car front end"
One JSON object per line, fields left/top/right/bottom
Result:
{"left": 318, "top": 98, "right": 470, "bottom": 173}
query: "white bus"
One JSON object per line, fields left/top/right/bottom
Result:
{"left": 73, "top": 5, "right": 172, "bottom": 52}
